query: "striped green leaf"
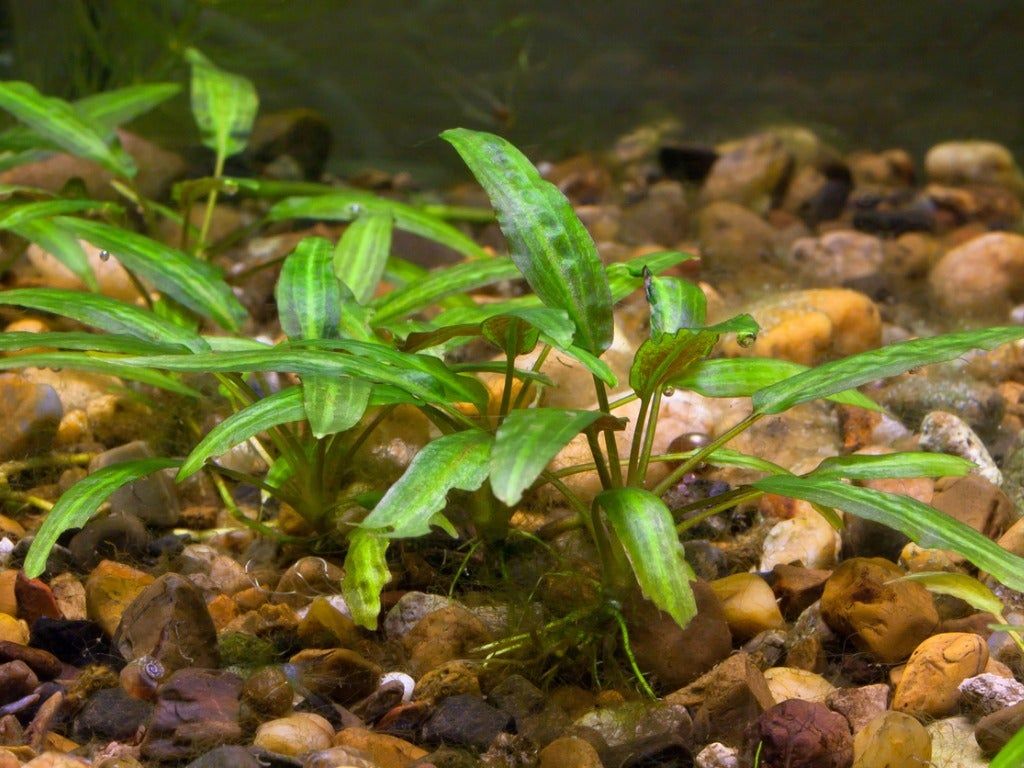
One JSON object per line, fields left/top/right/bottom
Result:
{"left": 0, "top": 81, "right": 135, "bottom": 176}
{"left": 630, "top": 329, "right": 718, "bottom": 398}
{"left": 0, "top": 332, "right": 173, "bottom": 355}
{"left": 268, "top": 192, "right": 488, "bottom": 260}
{"left": 334, "top": 212, "right": 393, "bottom": 304}
{"left": 303, "top": 377, "right": 371, "bottom": 438}
{"left": 597, "top": 487, "right": 697, "bottom": 629}
{"left": 646, "top": 274, "right": 706, "bottom": 335}
{"left": 607, "top": 251, "right": 694, "bottom": 301}
{"left": 57, "top": 217, "right": 248, "bottom": 331}
{"left": 0, "top": 199, "right": 117, "bottom": 230}
{"left": 24, "top": 457, "right": 180, "bottom": 577}
{"left": 893, "top": 571, "right": 1006, "bottom": 618}
{"left": 0, "top": 288, "right": 206, "bottom": 350}
{"left": 753, "top": 327, "right": 1024, "bottom": 415}
{"left": 9, "top": 218, "right": 97, "bottom": 291}
{"left": 178, "top": 386, "right": 307, "bottom": 481}
{"left": 74, "top": 83, "right": 181, "bottom": 136}
{"left": 0, "top": 351, "right": 199, "bottom": 396}
{"left": 185, "top": 48, "right": 258, "bottom": 160}
{"left": 753, "top": 475, "right": 1024, "bottom": 592}
{"left": 276, "top": 237, "right": 340, "bottom": 341}
{"left": 342, "top": 530, "right": 392, "bottom": 629}
{"left": 442, "top": 128, "right": 613, "bottom": 355}
{"left": 491, "top": 408, "right": 603, "bottom": 505}
{"left": 670, "top": 358, "right": 881, "bottom": 411}
{"left": 810, "top": 452, "right": 973, "bottom": 481}
{"left": 359, "top": 429, "right": 493, "bottom": 539}
{"left": 373, "top": 256, "right": 519, "bottom": 323}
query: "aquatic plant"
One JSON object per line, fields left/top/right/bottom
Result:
{"left": 0, "top": 59, "right": 1023, "bottom": 692}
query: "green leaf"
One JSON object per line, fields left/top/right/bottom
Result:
{"left": 24, "top": 457, "right": 180, "bottom": 577}
{"left": 596, "top": 487, "right": 697, "bottom": 629}
{"left": 177, "top": 386, "right": 306, "bottom": 481}
{"left": 74, "top": 83, "right": 181, "bottom": 136}
{"left": 993, "top": 726, "right": 1024, "bottom": 768}
{"left": 671, "top": 358, "right": 881, "bottom": 411}
{"left": 360, "top": 429, "right": 493, "bottom": 538}
{"left": 303, "top": 376, "right": 371, "bottom": 438}
{"left": 57, "top": 217, "right": 248, "bottom": 331}
{"left": 442, "top": 128, "right": 613, "bottom": 355}
{"left": 334, "top": 212, "right": 393, "bottom": 304}
{"left": 491, "top": 408, "right": 603, "bottom": 505}
{"left": 342, "top": 530, "right": 392, "bottom": 630}
{"left": 9, "top": 218, "right": 97, "bottom": 291}
{"left": 752, "top": 475, "right": 1024, "bottom": 592}
{"left": 269, "top": 193, "right": 488, "bottom": 260}
{"left": 666, "top": 447, "right": 789, "bottom": 476}
{"left": 753, "top": 327, "right": 1024, "bottom": 415}
{"left": 276, "top": 237, "right": 340, "bottom": 341}
{"left": 0, "top": 288, "right": 206, "bottom": 350}
{"left": 0, "top": 351, "right": 199, "bottom": 396}
{"left": 185, "top": 48, "right": 258, "bottom": 160}
{"left": 373, "top": 257, "right": 520, "bottom": 323}
{"left": 891, "top": 571, "right": 1006, "bottom": 618}
{"left": 0, "top": 81, "right": 135, "bottom": 176}
{"left": 810, "top": 452, "right": 973, "bottom": 481}
{"left": 646, "top": 274, "right": 706, "bottom": 335}
{"left": 630, "top": 329, "right": 718, "bottom": 398}
{"left": 0, "top": 331, "right": 173, "bottom": 355}
{"left": 0, "top": 199, "right": 117, "bottom": 230}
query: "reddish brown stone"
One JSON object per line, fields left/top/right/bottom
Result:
{"left": 746, "top": 699, "right": 852, "bottom": 768}
{"left": 14, "top": 572, "right": 61, "bottom": 626}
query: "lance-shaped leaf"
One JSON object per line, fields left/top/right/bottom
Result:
{"left": 596, "top": 487, "right": 697, "bottom": 629}
{"left": 753, "top": 327, "right": 1024, "bottom": 415}
{"left": 0, "top": 331, "right": 174, "bottom": 355}
{"left": 303, "top": 377, "right": 372, "bottom": 438}
{"left": 57, "top": 217, "right": 248, "bottom": 331}
{"left": 892, "top": 571, "right": 1006, "bottom": 618}
{"left": 74, "top": 83, "right": 181, "bottom": 136}
{"left": 342, "top": 530, "right": 392, "bottom": 630}
{"left": 9, "top": 218, "right": 97, "bottom": 291}
{"left": 269, "top": 192, "right": 487, "bottom": 260}
{"left": 178, "top": 386, "right": 307, "bottom": 481}
{"left": 334, "top": 212, "right": 393, "bottom": 304}
{"left": 373, "top": 257, "right": 519, "bottom": 322}
{"left": 24, "top": 458, "right": 180, "bottom": 577}
{"left": 810, "top": 452, "right": 973, "bottom": 481}
{"left": 0, "top": 352, "right": 199, "bottom": 396}
{"left": 360, "top": 429, "right": 493, "bottom": 539}
{"left": 276, "top": 237, "right": 341, "bottom": 340}
{"left": 185, "top": 48, "right": 258, "bottom": 161}
{"left": 607, "top": 251, "right": 693, "bottom": 301}
{"left": 0, "top": 81, "right": 135, "bottom": 176}
{"left": 491, "top": 409, "right": 603, "bottom": 505}
{"left": 646, "top": 273, "right": 706, "bottom": 335}
{"left": 753, "top": 475, "right": 1024, "bottom": 592}
{"left": 442, "top": 128, "right": 613, "bottom": 355}
{"left": 0, "top": 288, "right": 206, "bottom": 350}
{"left": 630, "top": 329, "right": 718, "bottom": 398}
{"left": 993, "top": 727, "right": 1024, "bottom": 768}
{"left": 0, "top": 199, "right": 117, "bottom": 230}
{"left": 671, "top": 358, "right": 881, "bottom": 411}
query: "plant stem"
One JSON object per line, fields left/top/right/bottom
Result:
{"left": 498, "top": 351, "right": 516, "bottom": 422}
{"left": 209, "top": 468, "right": 306, "bottom": 542}
{"left": 539, "top": 470, "right": 593, "bottom": 539}
{"left": 675, "top": 488, "right": 762, "bottom": 534}
{"left": 636, "top": 388, "right": 663, "bottom": 486}
{"left": 625, "top": 396, "right": 651, "bottom": 486}
{"left": 511, "top": 344, "right": 552, "bottom": 411}
{"left": 608, "top": 604, "right": 656, "bottom": 699}
{"left": 607, "top": 392, "right": 638, "bottom": 411}
{"left": 196, "top": 153, "right": 226, "bottom": 258}
{"left": 585, "top": 429, "right": 614, "bottom": 489}
{"left": 0, "top": 453, "right": 93, "bottom": 485}
{"left": 652, "top": 412, "right": 761, "bottom": 497}
{"left": 593, "top": 377, "right": 622, "bottom": 487}
{"left": 0, "top": 490, "right": 52, "bottom": 512}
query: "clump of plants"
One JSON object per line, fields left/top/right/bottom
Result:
{"left": 2, "top": 52, "right": 1024, "bottom": 700}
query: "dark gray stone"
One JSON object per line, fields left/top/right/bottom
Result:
{"left": 421, "top": 694, "right": 513, "bottom": 750}
{"left": 73, "top": 686, "right": 153, "bottom": 742}
{"left": 89, "top": 441, "right": 180, "bottom": 527}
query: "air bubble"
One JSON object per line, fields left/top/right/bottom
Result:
{"left": 737, "top": 332, "right": 757, "bottom": 348}
{"left": 662, "top": 386, "right": 676, "bottom": 397}
{"left": 98, "top": 250, "right": 110, "bottom": 262}
{"left": 348, "top": 203, "right": 363, "bottom": 216}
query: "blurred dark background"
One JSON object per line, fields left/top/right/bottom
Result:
{"left": 2, "top": 0, "right": 1022, "bottom": 182}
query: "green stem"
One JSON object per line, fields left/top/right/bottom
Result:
{"left": 0, "top": 453, "right": 93, "bottom": 485}
{"left": 209, "top": 469, "right": 307, "bottom": 542}
{"left": 675, "top": 488, "right": 762, "bottom": 534}
{"left": 585, "top": 429, "right": 614, "bottom": 489}
{"left": 197, "top": 152, "right": 226, "bottom": 258}
{"left": 539, "top": 470, "right": 593, "bottom": 539}
{"left": 593, "top": 377, "right": 622, "bottom": 487}
{"left": 636, "top": 389, "right": 663, "bottom": 486}
{"left": 498, "top": 351, "right": 516, "bottom": 421}
{"left": 626, "top": 396, "right": 652, "bottom": 486}
{"left": 608, "top": 604, "right": 656, "bottom": 699}
{"left": 0, "top": 489, "right": 53, "bottom": 512}
{"left": 652, "top": 412, "right": 761, "bottom": 497}
{"left": 511, "top": 344, "right": 552, "bottom": 411}
{"left": 607, "top": 392, "right": 638, "bottom": 411}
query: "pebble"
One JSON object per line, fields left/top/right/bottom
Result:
{"left": 72, "top": 687, "right": 153, "bottom": 742}
{"left": 420, "top": 694, "right": 513, "bottom": 750}
{"left": 874, "top": 370, "right": 1004, "bottom": 442}
{"left": 924, "top": 140, "right": 1023, "bottom": 191}
{"left": 401, "top": 604, "right": 492, "bottom": 677}
{"left": 178, "top": 544, "right": 251, "bottom": 596}
{"left": 253, "top": 712, "right": 334, "bottom": 757}
{"left": 414, "top": 660, "right": 481, "bottom": 701}
{"left": 824, "top": 684, "right": 890, "bottom": 734}
{"left": 919, "top": 411, "right": 1002, "bottom": 485}
{"left": 240, "top": 665, "right": 293, "bottom": 720}
{"left": 763, "top": 667, "right": 835, "bottom": 703}
{"left": 745, "top": 698, "right": 852, "bottom": 768}
{"left": 48, "top": 573, "right": 86, "bottom": 621}
{"left": 113, "top": 572, "right": 220, "bottom": 672}
{"left": 626, "top": 584, "right": 733, "bottom": 690}
{"left": 0, "top": 640, "right": 62, "bottom": 679}
{"left": 68, "top": 514, "right": 150, "bottom": 571}
{"left": 573, "top": 699, "right": 692, "bottom": 751}
{"left": 288, "top": 648, "right": 380, "bottom": 705}
{"left": 851, "top": 711, "right": 931, "bottom": 768}
{"left": 29, "top": 617, "right": 113, "bottom": 668}
{"left": 666, "top": 652, "right": 775, "bottom": 747}
{"left": 538, "top": 736, "right": 603, "bottom": 768}
{"left": 0, "top": 660, "right": 38, "bottom": 705}
{"left": 694, "top": 742, "right": 740, "bottom": 768}
{"left": 820, "top": 557, "right": 938, "bottom": 663}
{"left": 892, "top": 632, "right": 989, "bottom": 717}
{"left": 0, "top": 374, "right": 62, "bottom": 461}
{"left": 332, "top": 727, "right": 429, "bottom": 768}
{"left": 272, "top": 556, "right": 345, "bottom": 608}
{"left": 929, "top": 715, "right": 989, "bottom": 767}
{"left": 383, "top": 592, "right": 454, "bottom": 641}
{"left": 182, "top": 746, "right": 266, "bottom": 768}
{"left": 929, "top": 232, "right": 1024, "bottom": 318}
{"left": 929, "top": 474, "right": 1013, "bottom": 538}
{"left": 770, "top": 564, "right": 831, "bottom": 619}
{"left": 958, "top": 672, "right": 1024, "bottom": 719}
{"left": 85, "top": 560, "right": 155, "bottom": 636}
{"left": 695, "top": 200, "right": 777, "bottom": 271}
{"left": 709, "top": 573, "right": 785, "bottom": 641}
{"left": 88, "top": 441, "right": 180, "bottom": 527}
{"left": 759, "top": 513, "right": 841, "bottom": 571}
{"left": 141, "top": 669, "right": 243, "bottom": 762}
{"left": 0, "top": 613, "right": 28, "bottom": 644}
{"left": 786, "top": 230, "right": 885, "bottom": 287}
{"left": 702, "top": 132, "right": 792, "bottom": 211}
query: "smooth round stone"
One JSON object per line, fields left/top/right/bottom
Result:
{"left": 253, "top": 712, "right": 334, "bottom": 757}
